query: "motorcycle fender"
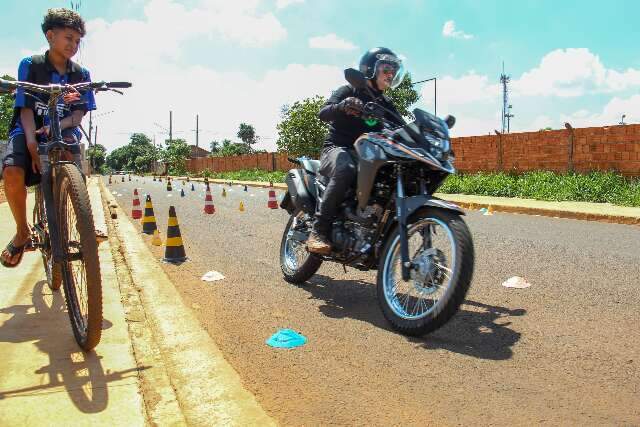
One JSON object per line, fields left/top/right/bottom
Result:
{"left": 285, "top": 169, "right": 316, "bottom": 214}
{"left": 404, "top": 195, "right": 465, "bottom": 218}
{"left": 280, "top": 191, "right": 295, "bottom": 214}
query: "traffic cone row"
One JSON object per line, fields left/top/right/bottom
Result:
{"left": 132, "top": 188, "right": 142, "bottom": 219}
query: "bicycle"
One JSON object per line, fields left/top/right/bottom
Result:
{"left": 0, "top": 78, "right": 131, "bottom": 351}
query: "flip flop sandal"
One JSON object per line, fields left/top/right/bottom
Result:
{"left": 1, "top": 239, "right": 33, "bottom": 269}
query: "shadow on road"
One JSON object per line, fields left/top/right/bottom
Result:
{"left": 0, "top": 280, "right": 147, "bottom": 412}
{"left": 303, "top": 275, "right": 524, "bottom": 360}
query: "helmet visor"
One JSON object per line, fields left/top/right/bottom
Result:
{"left": 374, "top": 54, "right": 406, "bottom": 89}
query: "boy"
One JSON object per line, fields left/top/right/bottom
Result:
{"left": 1, "top": 8, "right": 96, "bottom": 268}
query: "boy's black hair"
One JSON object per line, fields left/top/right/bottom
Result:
{"left": 41, "top": 8, "right": 86, "bottom": 37}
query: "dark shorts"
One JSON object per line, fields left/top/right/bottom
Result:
{"left": 1, "top": 131, "right": 80, "bottom": 187}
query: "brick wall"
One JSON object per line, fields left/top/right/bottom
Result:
{"left": 186, "top": 124, "right": 640, "bottom": 177}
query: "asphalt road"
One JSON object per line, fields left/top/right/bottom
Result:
{"left": 106, "top": 176, "right": 640, "bottom": 426}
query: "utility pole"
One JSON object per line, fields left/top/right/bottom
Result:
{"left": 169, "top": 110, "right": 173, "bottom": 144}
{"left": 88, "top": 111, "right": 93, "bottom": 145}
{"left": 196, "top": 114, "right": 199, "bottom": 157}
{"left": 500, "top": 62, "right": 513, "bottom": 134}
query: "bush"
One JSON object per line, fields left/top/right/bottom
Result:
{"left": 439, "top": 171, "right": 640, "bottom": 207}
{"left": 201, "top": 168, "right": 287, "bottom": 183}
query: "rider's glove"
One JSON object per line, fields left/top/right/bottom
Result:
{"left": 338, "top": 97, "right": 364, "bottom": 117}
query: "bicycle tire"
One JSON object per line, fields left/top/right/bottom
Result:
{"left": 33, "top": 187, "right": 62, "bottom": 290}
{"left": 57, "top": 165, "right": 102, "bottom": 351}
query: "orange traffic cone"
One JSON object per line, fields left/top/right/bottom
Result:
{"left": 142, "top": 195, "right": 158, "bottom": 234}
{"left": 204, "top": 184, "right": 215, "bottom": 214}
{"left": 267, "top": 190, "right": 278, "bottom": 209}
{"left": 132, "top": 188, "right": 142, "bottom": 219}
{"left": 163, "top": 206, "right": 187, "bottom": 263}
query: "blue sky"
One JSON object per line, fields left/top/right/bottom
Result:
{"left": 1, "top": 0, "right": 638, "bottom": 152}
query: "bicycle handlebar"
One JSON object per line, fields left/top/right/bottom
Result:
{"left": 0, "top": 78, "right": 132, "bottom": 95}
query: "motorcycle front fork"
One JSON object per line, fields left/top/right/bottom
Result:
{"left": 395, "top": 167, "right": 432, "bottom": 282}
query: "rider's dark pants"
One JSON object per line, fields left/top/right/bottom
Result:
{"left": 314, "top": 145, "right": 357, "bottom": 236}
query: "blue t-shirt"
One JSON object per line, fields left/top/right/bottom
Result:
{"left": 9, "top": 55, "right": 97, "bottom": 142}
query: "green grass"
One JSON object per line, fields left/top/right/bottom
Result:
{"left": 196, "top": 168, "right": 287, "bottom": 183}
{"left": 439, "top": 171, "right": 640, "bottom": 207}
{"left": 190, "top": 169, "right": 640, "bottom": 207}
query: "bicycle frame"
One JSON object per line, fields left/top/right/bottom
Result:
{"left": 37, "top": 85, "right": 81, "bottom": 264}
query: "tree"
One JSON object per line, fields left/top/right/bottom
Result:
{"left": 386, "top": 73, "right": 421, "bottom": 119}
{"left": 211, "top": 138, "right": 251, "bottom": 157}
{"left": 209, "top": 140, "right": 220, "bottom": 154}
{"left": 237, "top": 123, "right": 258, "bottom": 152}
{"left": 161, "top": 138, "right": 190, "bottom": 175}
{"left": 105, "top": 132, "right": 156, "bottom": 173}
{"left": 0, "top": 75, "right": 16, "bottom": 140}
{"left": 86, "top": 143, "right": 107, "bottom": 172}
{"left": 276, "top": 95, "right": 328, "bottom": 158}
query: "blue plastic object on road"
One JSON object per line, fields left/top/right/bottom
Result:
{"left": 266, "top": 329, "right": 307, "bottom": 349}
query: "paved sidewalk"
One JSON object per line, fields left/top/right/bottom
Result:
{"left": 0, "top": 180, "right": 146, "bottom": 426}
{"left": 171, "top": 176, "right": 640, "bottom": 226}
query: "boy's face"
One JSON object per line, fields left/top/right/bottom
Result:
{"left": 46, "top": 27, "right": 82, "bottom": 61}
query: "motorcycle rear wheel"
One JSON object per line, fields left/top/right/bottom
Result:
{"left": 280, "top": 209, "right": 323, "bottom": 284}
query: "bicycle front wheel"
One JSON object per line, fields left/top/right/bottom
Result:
{"left": 57, "top": 165, "right": 102, "bottom": 351}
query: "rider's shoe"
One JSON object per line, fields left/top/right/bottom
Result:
{"left": 307, "top": 231, "right": 332, "bottom": 255}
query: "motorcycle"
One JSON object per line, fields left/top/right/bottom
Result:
{"left": 279, "top": 68, "right": 474, "bottom": 336}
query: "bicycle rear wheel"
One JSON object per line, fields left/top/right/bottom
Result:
{"left": 57, "top": 165, "right": 102, "bottom": 351}
{"left": 33, "top": 187, "right": 62, "bottom": 290}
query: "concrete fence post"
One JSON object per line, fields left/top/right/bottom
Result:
{"left": 564, "top": 122, "right": 575, "bottom": 173}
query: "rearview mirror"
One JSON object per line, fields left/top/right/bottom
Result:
{"left": 444, "top": 115, "right": 456, "bottom": 129}
{"left": 344, "top": 68, "right": 367, "bottom": 89}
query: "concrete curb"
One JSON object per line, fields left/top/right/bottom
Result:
{"left": 99, "top": 179, "right": 276, "bottom": 426}
{"left": 167, "top": 175, "right": 640, "bottom": 226}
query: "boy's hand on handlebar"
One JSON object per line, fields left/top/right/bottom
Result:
{"left": 63, "top": 86, "right": 82, "bottom": 104}
{"left": 338, "top": 97, "right": 364, "bottom": 116}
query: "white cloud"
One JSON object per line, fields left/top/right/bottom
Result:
{"left": 560, "top": 94, "right": 640, "bottom": 127}
{"left": 308, "top": 33, "right": 358, "bottom": 50}
{"left": 442, "top": 20, "right": 473, "bottom": 40}
{"left": 513, "top": 48, "right": 640, "bottom": 97}
{"left": 58, "top": 0, "right": 322, "bottom": 152}
{"left": 276, "top": 0, "right": 304, "bottom": 9}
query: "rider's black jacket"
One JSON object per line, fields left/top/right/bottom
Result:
{"left": 318, "top": 84, "right": 402, "bottom": 150}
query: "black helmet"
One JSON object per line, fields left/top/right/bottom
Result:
{"left": 359, "top": 47, "right": 406, "bottom": 89}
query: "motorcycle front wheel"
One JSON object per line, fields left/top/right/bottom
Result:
{"left": 377, "top": 207, "right": 474, "bottom": 336}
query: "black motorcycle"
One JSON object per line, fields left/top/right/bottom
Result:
{"left": 279, "top": 69, "right": 474, "bottom": 336}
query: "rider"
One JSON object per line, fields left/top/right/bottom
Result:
{"left": 307, "top": 47, "right": 406, "bottom": 255}
{"left": 1, "top": 8, "right": 96, "bottom": 268}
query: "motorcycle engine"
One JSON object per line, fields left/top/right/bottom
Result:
{"left": 331, "top": 203, "right": 383, "bottom": 256}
